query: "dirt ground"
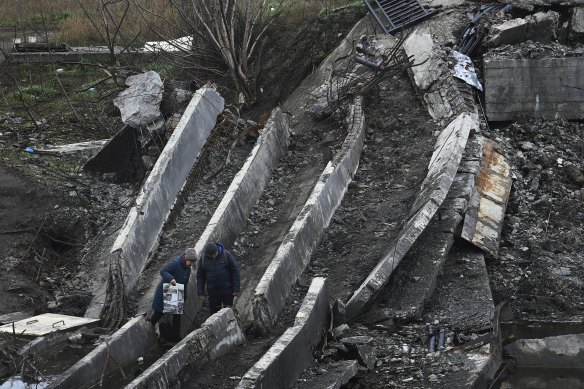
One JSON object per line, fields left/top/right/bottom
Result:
{"left": 3, "top": 1, "right": 584, "bottom": 388}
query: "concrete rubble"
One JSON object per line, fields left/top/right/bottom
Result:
{"left": 295, "top": 360, "right": 359, "bottom": 389}
{"left": 487, "top": 11, "right": 560, "bottom": 47}
{"left": 113, "top": 71, "right": 164, "bottom": 128}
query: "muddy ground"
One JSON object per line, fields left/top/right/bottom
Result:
{"left": 0, "top": 4, "right": 366, "bottom": 384}
{"left": 2, "top": 1, "right": 584, "bottom": 388}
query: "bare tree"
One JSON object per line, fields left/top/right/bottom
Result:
{"left": 134, "top": 0, "right": 281, "bottom": 106}
{"left": 77, "top": 0, "right": 140, "bottom": 66}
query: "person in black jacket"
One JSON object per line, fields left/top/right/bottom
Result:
{"left": 149, "top": 248, "right": 197, "bottom": 340}
{"left": 197, "top": 242, "right": 241, "bottom": 314}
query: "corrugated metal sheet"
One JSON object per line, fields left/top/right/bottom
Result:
{"left": 461, "top": 139, "right": 512, "bottom": 257}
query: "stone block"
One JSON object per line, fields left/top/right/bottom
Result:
{"left": 485, "top": 52, "right": 584, "bottom": 121}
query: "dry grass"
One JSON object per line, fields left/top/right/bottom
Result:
{"left": 0, "top": 0, "right": 361, "bottom": 46}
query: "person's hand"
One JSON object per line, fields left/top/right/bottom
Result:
{"left": 170, "top": 279, "right": 177, "bottom": 286}
{"left": 232, "top": 292, "right": 240, "bottom": 297}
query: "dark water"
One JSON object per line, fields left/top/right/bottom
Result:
{"left": 501, "top": 368, "right": 584, "bottom": 389}
{"left": 499, "top": 321, "right": 584, "bottom": 388}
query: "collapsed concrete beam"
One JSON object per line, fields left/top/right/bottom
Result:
{"left": 172, "top": 108, "right": 289, "bottom": 334}
{"left": 126, "top": 308, "right": 244, "bottom": 389}
{"left": 238, "top": 277, "right": 330, "bottom": 389}
{"left": 485, "top": 47, "right": 584, "bottom": 121}
{"left": 86, "top": 87, "right": 224, "bottom": 319}
{"left": 49, "top": 316, "right": 157, "bottom": 389}
{"left": 461, "top": 139, "right": 512, "bottom": 257}
{"left": 360, "top": 133, "right": 484, "bottom": 322}
{"left": 403, "top": 29, "right": 476, "bottom": 122}
{"left": 345, "top": 112, "right": 477, "bottom": 321}
{"left": 251, "top": 98, "right": 366, "bottom": 334}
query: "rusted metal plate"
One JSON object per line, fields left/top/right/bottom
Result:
{"left": 462, "top": 140, "right": 512, "bottom": 256}
{"left": 0, "top": 313, "right": 99, "bottom": 337}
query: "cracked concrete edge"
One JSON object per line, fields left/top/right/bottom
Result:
{"left": 251, "top": 98, "right": 366, "bottom": 334}
{"left": 284, "top": 15, "right": 377, "bottom": 114}
{"left": 403, "top": 29, "right": 477, "bottom": 122}
{"left": 85, "top": 88, "right": 224, "bottom": 319}
{"left": 238, "top": 278, "right": 330, "bottom": 389}
{"left": 49, "top": 316, "right": 157, "bottom": 389}
{"left": 382, "top": 133, "right": 486, "bottom": 321}
{"left": 125, "top": 308, "right": 244, "bottom": 389}
{"left": 345, "top": 112, "right": 478, "bottom": 320}
{"left": 177, "top": 108, "right": 290, "bottom": 335}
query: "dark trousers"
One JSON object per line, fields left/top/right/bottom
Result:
{"left": 209, "top": 294, "right": 234, "bottom": 315}
{"left": 149, "top": 311, "right": 182, "bottom": 341}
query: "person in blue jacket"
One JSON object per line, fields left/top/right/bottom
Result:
{"left": 149, "top": 248, "right": 197, "bottom": 337}
{"left": 197, "top": 242, "right": 240, "bottom": 315}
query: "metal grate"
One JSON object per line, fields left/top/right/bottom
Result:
{"left": 363, "top": 0, "right": 438, "bottom": 34}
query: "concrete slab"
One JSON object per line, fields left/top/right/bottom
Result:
{"left": 50, "top": 316, "right": 157, "bottom": 389}
{"left": 487, "top": 12, "right": 559, "bottom": 48}
{"left": 238, "top": 278, "right": 330, "bottom": 389}
{"left": 0, "top": 313, "right": 99, "bottom": 337}
{"left": 252, "top": 98, "right": 365, "bottom": 334}
{"left": 345, "top": 113, "right": 477, "bottom": 321}
{"left": 462, "top": 139, "right": 512, "bottom": 257}
{"left": 485, "top": 48, "right": 584, "bottom": 121}
{"left": 506, "top": 333, "right": 584, "bottom": 368}
{"left": 126, "top": 308, "right": 244, "bottom": 389}
{"left": 86, "top": 87, "right": 224, "bottom": 319}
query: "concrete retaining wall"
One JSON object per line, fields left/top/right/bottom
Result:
{"left": 126, "top": 308, "right": 244, "bottom": 389}
{"left": 86, "top": 88, "right": 224, "bottom": 318}
{"left": 177, "top": 108, "right": 289, "bottom": 333}
{"left": 345, "top": 112, "right": 477, "bottom": 320}
{"left": 485, "top": 56, "right": 584, "bottom": 121}
{"left": 251, "top": 98, "right": 366, "bottom": 334}
{"left": 238, "top": 277, "right": 330, "bottom": 389}
{"left": 49, "top": 316, "right": 157, "bottom": 389}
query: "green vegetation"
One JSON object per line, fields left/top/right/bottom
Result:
{"left": 6, "top": 84, "right": 58, "bottom": 104}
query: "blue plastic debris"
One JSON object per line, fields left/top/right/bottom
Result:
{"left": 25, "top": 146, "right": 35, "bottom": 153}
